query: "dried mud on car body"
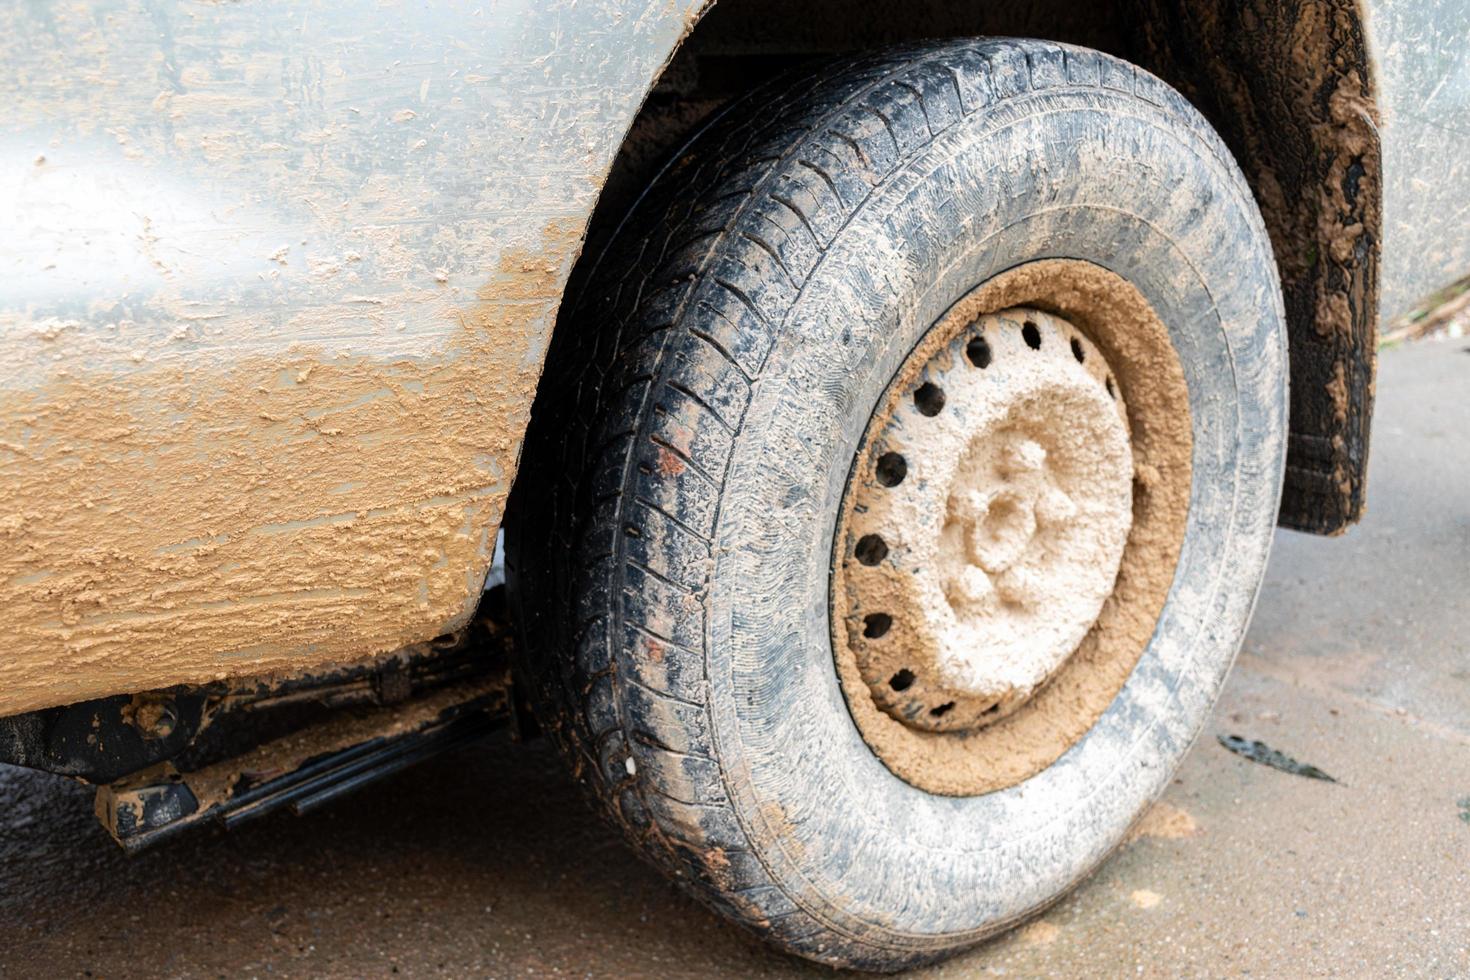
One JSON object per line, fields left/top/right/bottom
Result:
{"left": 0, "top": 219, "right": 579, "bottom": 718}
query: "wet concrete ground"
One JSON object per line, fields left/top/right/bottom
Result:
{"left": 3, "top": 338, "right": 1469, "bottom": 978}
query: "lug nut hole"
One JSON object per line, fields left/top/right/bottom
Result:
{"left": 875, "top": 452, "right": 907, "bottom": 487}
{"left": 854, "top": 534, "right": 889, "bottom": 565}
{"left": 929, "top": 701, "right": 955, "bottom": 718}
{"left": 913, "top": 382, "right": 945, "bottom": 417}
{"left": 1022, "top": 321, "right": 1042, "bottom": 349}
{"left": 888, "top": 668, "right": 915, "bottom": 691}
{"left": 1071, "top": 337, "right": 1085, "bottom": 363}
{"left": 863, "top": 612, "right": 893, "bottom": 639}
{"left": 966, "top": 335, "right": 992, "bottom": 369}
{"left": 1106, "top": 376, "right": 1116, "bottom": 399}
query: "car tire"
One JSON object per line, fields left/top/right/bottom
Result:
{"left": 506, "top": 37, "right": 1286, "bottom": 971}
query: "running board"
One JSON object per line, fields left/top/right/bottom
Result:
{"left": 96, "top": 678, "right": 507, "bottom": 853}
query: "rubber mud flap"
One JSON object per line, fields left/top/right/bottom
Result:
{"left": 507, "top": 38, "right": 1286, "bottom": 971}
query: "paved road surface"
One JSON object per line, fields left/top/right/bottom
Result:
{"left": 3, "top": 339, "right": 1468, "bottom": 978}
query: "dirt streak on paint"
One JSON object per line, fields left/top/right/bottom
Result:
{"left": 0, "top": 221, "right": 583, "bottom": 718}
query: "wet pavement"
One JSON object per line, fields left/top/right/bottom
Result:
{"left": 2, "top": 338, "right": 1469, "bottom": 978}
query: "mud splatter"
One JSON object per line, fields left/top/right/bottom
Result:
{"left": 1127, "top": 801, "right": 1200, "bottom": 842}
{"left": 1019, "top": 920, "right": 1061, "bottom": 945}
{"left": 0, "top": 221, "right": 585, "bottom": 717}
{"left": 1130, "top": 889, "right": 1162, "bottom": 910}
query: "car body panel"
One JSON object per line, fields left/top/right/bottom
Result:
{"left": 0, "top": 0, "right": 1462, "bottom": 717}
{"left": 1365, "top": 0, "right": 1470, "bottom": 319}
{"left": 0, "top": 0, "right": 703, "bottom": 716}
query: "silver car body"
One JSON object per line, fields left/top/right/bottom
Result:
{"left": 0, "top": 0, "right": 1462, "bottom": 716}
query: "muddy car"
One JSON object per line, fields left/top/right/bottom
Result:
{"left": 1, "top": 0, "right": 1462, "bottom": 970}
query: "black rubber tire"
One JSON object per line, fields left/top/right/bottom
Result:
{"left": 506, "top": 38, "right": 1286, "bottom": 971}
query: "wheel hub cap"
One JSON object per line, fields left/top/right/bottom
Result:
{"left": 839, "top": 308, "right": 1134, "bottom": 733}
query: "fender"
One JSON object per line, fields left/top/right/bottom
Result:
{"left": 0, "top": 0, "right": 706, "bottom": 716}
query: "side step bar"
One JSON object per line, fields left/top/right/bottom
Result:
{"left": 96, "top": 678, "right": 507, "bottom": 853}
{"left": 223, "top": 711, "right": 496, "bottom": 830}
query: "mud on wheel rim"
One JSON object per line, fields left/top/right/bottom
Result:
{"left": 831, "top": 261, "right": 1196, "bottom": 797}
{"left": 840, "top": 305, "right": 1133, "bottom": 733}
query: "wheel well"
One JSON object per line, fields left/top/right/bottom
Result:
{"left": 578, "top": 0, "right": 1378, "bottom": 534}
